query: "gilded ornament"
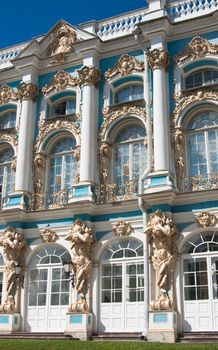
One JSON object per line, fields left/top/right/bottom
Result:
{"left": 18, "top": 82, "right": 38, "bottom": 102}
{"left": 105, "top": 54, "right": 144, "bottom": 80}
{"left": 196, "top": 211, "right": 217, "bottom": 228}
{"left": 99, "top": 143, "right": 111, "bottom": 185}
{"left": 65, "top": 219, "right": 96, "bottom": 313}
{"left": 173, "top": 88, "right": 218, "bottom": 127}
{"left": 0, "top": 133, "right": 18, "bottom": 149}
{"left": 173, "top": 129, "right": 185, "bottom": 190}
{"left": 79, "top": 66, "right": 100, "bottom": 87}
{"left": 33, "top": 153, "right": 45, "bottom": 198}
{"left": 113, "top": 221, "right": 134, "bottom": 237}
{"left": 41, "top": 227, "right": 58, "bottom": 243}
{"left": 147, "top": 49, "right": 169, "bottom": 71}
{"left": 0, "top": 226, "right": 26, "bottom": 313}
{"left": 47, "top": 23, "right": 78, "bottom": 62}
{"left": 100, "top": 104, "right": 146, "bottom": 141}
{"left": 34, "top": 118, "right": 81, "bottom": 152}
{"left": 42, "top": 70, "right": 80, "bottom": 96}
{"left": 145, "top": 210, "right": 179, "bottom": 311}
{"left": 0, "top": 85, "right": 18, "bottom": 105}
{"left": 175, "top": 36, "right": 218, "bottom": 65}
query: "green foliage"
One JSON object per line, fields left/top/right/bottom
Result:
{"left": 0, "top": 341, "right": 218, "bottom": 350}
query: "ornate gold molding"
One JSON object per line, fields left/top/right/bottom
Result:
{"left": 145, "top": 210, "right": 179, "bottom": 311}
{"left": 173, "top": 88, "right": 218, "bottom": 127}
{"left": 18, "top": 82, "right": 38, "bottom": 102}
{"left": 173, "top": 129, "right": 185, "bottom": 190}
{"left": 99, "top": 142, "right": 111, "bottom": 185}
{"left": 66, "top": 219, "right": 96, "bottom": 313}
{"left": 42, "top": 70, "right": 80, "bottom": 96}
{"left": 0, "top": 226, "right": 26, "bottom": 313}
{"left": 41, "top": 227, "right": 58, "bottom": 243}
{"left": 113, "top": 221, "right": 134, "bottom": 237}
{"left": 99, "top": 104, "right": 146, "bottom": 141}
{"left": 47, "top": 23, "right": 78, "bottom": 62}
{"left": 0, "top": 85, "right": 18, "bottom": 105}
{"left": 33, "top": 153, "right": 45, "bottom": 199}
{"left": 79, "top": 66, "right": 100, "bottom": 87}
{"left": 147, "top": 49, "right": 169, "bottom": 71}
{"left": 105, "top": 54, "right": 144, "bottom": 80}
{"left": 34, "top": 118, "right": 81, "bottom": 152}
{"left": 0, "top": 132, "right": 18, "bottom": 149}
{"left": 175, "top": 36, "right": 218, "bottom": 65}
{"left": 196, "top": 211, "right": 217, "bottom": 228}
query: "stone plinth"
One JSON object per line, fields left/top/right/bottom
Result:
{"left": 147, "top": 311, "right": 178, "bottom": 343}
{"left": 65, "top": 313, "right": 92, "bottom": 340}
{"left": 0, "top": 313, "right": 20, "bottom": 333}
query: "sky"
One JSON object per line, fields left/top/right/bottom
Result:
{"left": 0, "top": 0, "right": 146, "bottom": 49}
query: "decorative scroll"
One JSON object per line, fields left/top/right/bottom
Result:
{"left": 41, "top": 227, "right": 58, "bottom": 243}
{"left": 47, "top": 23, "right": 78, "bottom": 62}
{"left": 18, "top": 82, "right": 38, "bottom": 102}
{"left": 0, "top": 132, "right": 18, "bottom": 149}
{"left": 78, "top": 66, "right": 100, "bottom": 87}
{"left": 196, "top": 211, "right": 217, "bottom": 228}
{"left": 172, "top": 88, "right": 218, "bottom": 127}
{"left": 0, "top": 226, "right": 26, "bottom": 313}
{"left": 105, "top": 54, "right": 144, "bottom": 80}
{"left": 34, "top": 118, "right": 81, "bottom": 152}
{"left": 0, "top": 85, "right": 18, "bottom": 105}
{"left": 42, "top": 70, "right": 80, "bottom": 96}
{"left": 66, "top": 219, "right": 96, "bottom": 313}
{"left": 147, "top": 49, "right": 169, "bottom": 71}
{"left": 173, "top": 129, "right": 185, "bottom": 190}
{"left": 99, "top": 104, "right": 146, "bottom": 141}
{"left": 175, "top": 36, "right": 218, "bottom": 65}
{"left": 113, "top": 221, "right": 134, "bottom": 237}
{"left": 145, "top": 210, "right": 179, "bottom": 311}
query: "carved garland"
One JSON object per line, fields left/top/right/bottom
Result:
{"left": 175, "top": 36, "right": 218, "bottom": 65}
{"left": 42, "top": 70, "right": 81, "bottom": 96}
{"left": 0, "top": 85, "right": 18, "bottom": 105}
{"left": 105, "top": 54, "right": 144, "bottom": 80}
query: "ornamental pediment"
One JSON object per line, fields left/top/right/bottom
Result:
{"left": 174, "top": 36, "right": 218, "bottom": 65}
{"left": 105, "top": 54, "right": 144, "bottom": 80}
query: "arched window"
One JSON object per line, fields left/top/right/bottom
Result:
{"left": 185, "top": 69, "right": 218, "bottom": 90}
{"left": 52, "top": 99, "right": 76, "bottom": 117}
{"left": 0, "top": 253, "right": 3, "bottom": 305}
{"left": 48, "top": 137, "right": 77, "bottom": 193}
{"left": 113, "top": 125, "right": 147, "bottom": 185}
{"left": 0, "top": 148, "right": 14, "bottom": 197}
{"left": 187, "top": 111, "right": 218, "bottom": 176}
{"left": 0, "top": 111, "right": 16, "bottom": 129}
{"left": 114, "top": 84, "right": 143, "bottom": 104}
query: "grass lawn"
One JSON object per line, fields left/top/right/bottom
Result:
{"left": 0, "top": 340, "right": 218, "bottom": 350}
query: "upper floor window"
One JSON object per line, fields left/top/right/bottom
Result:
{"left": 0, "top": 148, "right": 14, "bottom": 197}
{"left": 113, "top": 125, "right": 147, "bottom": 185}
{"left": 0, "top": 111, "right": 16, "bottom": 129}
{"left": 114, "top": 84, "right": 143, "bottom": 104}
{"left": 48, "top": 137, "right": 78, "bottom": 193}
{"left": 187, "top": 111, "right": 218, "bottom": 176}
{"left": 185, "top": 70, "right": 218, "bottom": 90}
{"left": 52, "top": 99, "right": 76, "bottom": 117}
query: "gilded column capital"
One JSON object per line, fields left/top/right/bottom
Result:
{"left": 79, "top": 66, "right": 100, "bottom": 87}
{"left": 18, "top": 82, "right": 39, "bottom": 102}
{"left": 147, "top": 49, "right": 169, "bottom": 71}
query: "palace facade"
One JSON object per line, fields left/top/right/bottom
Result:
{"left": 0, "top": 0, "right": 218, "bottom": 342}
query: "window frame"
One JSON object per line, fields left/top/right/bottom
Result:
{"left": 113, "top": 83, "right": 144, "bottom": 105}
{"left": 184, "top": 69, "right": 218, "bottom": 91}
{"left": 51, "top": 97, "right": 76, "bottom": 118}
{"left": 0, "top": 110, "right": 17, "bottom": 130}
{"left": 0, "top": 147, "right": 15, "bottom": 197}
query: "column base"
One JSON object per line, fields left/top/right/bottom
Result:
{"left": 65, "top": 313, "right": 93, "bottom": 340}
{"left": 2, "top": 192, "right": 29, "bottom": 211}
{"left": 147, "top": 311, "right": 178, "bottom": 343}
{"left": 144, "top": 171, "right": 174, "bottom": 194}
{"left": 0, "top": 313, "right": 20, "bottom": 333}
{"left": 69, "top": 183, "right": 95, "bottom": 202}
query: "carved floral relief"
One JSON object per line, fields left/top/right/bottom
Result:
{"left": 113, "top": 221, "right": 134, "bottom": 237}
{"left": 42, "top": 70, "right": 80, "bottom": 96}
{"left": 41, "top": 227, "right": 58, "bottom": 243}
{"left": 0, "top": 85, "right": 18, "bottom": 105}
{"left": 105, "top": 54, "right": 144, "bottom": 80}
{"left": 196, "top": 211, "right": 217, "bottom": 228}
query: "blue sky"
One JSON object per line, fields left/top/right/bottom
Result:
{"left": 0, "top": 0, "right": 146, "bottom": 49}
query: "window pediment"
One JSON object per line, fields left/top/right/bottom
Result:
{"left": 175, "top": 36, "right": 218, "bottom": 66}
{"left": 42, "top": 70, "right": 80, "bottom": 97}
{"left": 105, "top": 54, "right": 144, "bottom": 81}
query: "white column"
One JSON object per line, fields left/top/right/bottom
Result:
{"left": 148, "top": 48, "right": 170, "bottom": 172}
{"left": 79, "top": 65, "right": 100, "bottom": 183}
{"left": 15, "top": 80, "right": 38, "bottom": 192}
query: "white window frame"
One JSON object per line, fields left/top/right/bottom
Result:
{"left": 113, "top": 83, "right": 144, "bottom": 105}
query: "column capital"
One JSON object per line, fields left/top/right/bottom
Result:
{"left": 18, "top": 82, "right": 39, "bottom": 102}
{"left": 78, "top": 66, "right": 100, "bottom": 87}
{"left": 147, "top": 49, "right": 169, "bottom": 71}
